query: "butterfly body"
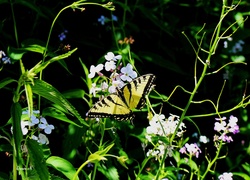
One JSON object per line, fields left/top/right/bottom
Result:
{"left": 86, "top": 74, "right": 156, "bottom": 121}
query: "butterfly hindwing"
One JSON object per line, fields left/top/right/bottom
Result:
{"left": 87, "top": 94, "right": 133, "bottom": 120}
{"left": 86, "top": 74, "right": 156, "bottom": 121}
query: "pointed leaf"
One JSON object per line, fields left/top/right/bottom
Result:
{"left": 26, "top": 139, "right": 50, "bottom": 180}
{"left": 48, "top": 48, "right": 77, "bottom": 62}
{"left": 24, "top": 83, "right": 33, "bottom": 117}
{"left": 31, "top": 79, "right": 88, "bottom": 127}
{"left": 0, "top": 78, "right": 17, "bottom": 89}
{"left": 46, "top": 156, "right": 79, "bottom": 180}
{"left": 11, "top": 102, "right": 23, "bottom": 165}
{"left": 42, "top": 107, "right": 82, "bottom": 127}
{"left": 31, "top": 48, "right": 77, "bottom": 75}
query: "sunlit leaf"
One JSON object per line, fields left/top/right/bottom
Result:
{"left": 31, "top": 80, "right": 88, "bottom": 127}
{"left": 46, "top": 156, "right": 79, "bottom": 180}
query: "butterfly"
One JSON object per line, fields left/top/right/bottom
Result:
{"left": 86, "top": 74, "right": 156, "bottom": 121}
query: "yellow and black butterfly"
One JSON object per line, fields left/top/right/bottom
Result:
{"left": 86, "top": 74, "right": 156, "bottom": 121}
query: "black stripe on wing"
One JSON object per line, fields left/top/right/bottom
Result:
{"left": 87, "top": 95, "right": 134, "bottom": 121}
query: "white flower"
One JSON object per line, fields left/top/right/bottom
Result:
{"left": 120, "top": 63, "right": 137, "bottom": 82}
{"left": 21, "top": 121, "right": 29, "bottom": 135}
{"left": 105, "top": 61, "right": 116, "bottom": 71}
{"left": 199, "top": 135, "right": 209, "bottom": 144}
{"left": 218, "top": 172, "right": 233, "bottom": 180}
{"left": 88, "top": 64, "right": 104, "bottom": 78}
{"left": 11, "top": 121, "right": 29, "bottom": 135}
{"left": 104, "top": 52, "right": 122, "bottom": 61}
{"left": 90, "top": 83, "right": 101, "bottom": 97}
{"left": 110, "top": 72, "right": 121, "bottom": 81}
{"left": 100, "top": 81, "right": 108, "bottom": 91}
{"left": 184, "top": 143, "right": 202, "bottom": 158}
{"left": 38, "top": 117, "right": 54, "bottom": 134}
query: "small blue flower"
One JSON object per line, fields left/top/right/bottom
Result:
{"left": 98, "top": 15, "right": 107, "bottom": 25}
{"left": 2, "top": 56, "right": 11, "bottom": 64}
{"left": 112, "top": 14, "right": 118, "bottom": 21}
{"left": 58, "top": 30, "right": 68, "bottom": 41}
{"left": 0, "top": 50, "right": 11, "bottom": 64}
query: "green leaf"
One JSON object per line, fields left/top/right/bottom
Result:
{"left": 46, "top": 156, "right": 79, "bottom": 180}
{"left": 30, "top": 48, "right": 78, "bottom": 75}
{"left": 26, "top": 139, "right": 50, "bottom": 180}
{"left": 0, "top": 78, "right": 17, "bottom": 89}
{"left": 47, "top": 48, "right": 77, "bottom": 62}
{"left": 232, "top": 172, "right": 250, "bottom": 179}
{"left": 234, "top": 12, "right": 244, "bottom": 28}
{"left": 62, "top": 89, "right": 86, "bottom": 99}
{"left": 31, "top": 79, "right": 88, "bottom": 127}
{"left": 88, "top": 143, "right": 114, "bottom": 163}
{"left": 7, "top": 47, "right": 26, "bottom": 61}
{"left": 11, "top": 102, "right": 23, "bottom": 165}
{"left": 79, "top": 58, "right": 92, "bottom": 87}
{"left": 8, "top": 45, "right": 46, "bottom": 61}
{"left": 42, "top": 107, "right": 82, "bottom": 127}
{"left": 97, "top": 164, "right": 119, "bottom": 180}
{"left": 24, "top": 83, "right": 33, "bottom": 117}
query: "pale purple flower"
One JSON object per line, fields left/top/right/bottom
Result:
{"left": 120, "top": 63, "right": 137, "bottom": 82}
{"left": 38, "top": 117, "right": 55, "bottom": 134}
{"left": 180, "top": 143, "right": 202, "bottom": 158}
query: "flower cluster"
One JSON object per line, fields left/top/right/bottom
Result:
{"left": 0, "top": 50, "right": 11, "bottom": 64}
{"left": 98, "top": 14, "right": 118, "bottom": 25}
{"left": 214, "top": 115, "right": 239, "bottom": 145}
{"left": 146, "top": 114, "right": 186, "bottom": 140}
{"left": 11, "top": 110, "right": 55, "bottom": 145}
{"left": 145, "top": 114, "right": 185, "bottom": 159}
{"left": 88, "top": 52, "right": 137, "bottom": 96}
{"left": 224, "top": 37, "right": 245, "bottom": 54}
{"left": 58, "top": 30, "right": 68, "bottom": 41}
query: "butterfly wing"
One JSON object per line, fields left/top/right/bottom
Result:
{"left": 86, "top": 94, "right": 134, "bottom": 120}
{"left": 86, "top": 74, "right": 156, "bottom": 121}
{"left": 120, "top": 74, "right": 156, "bottom": 110}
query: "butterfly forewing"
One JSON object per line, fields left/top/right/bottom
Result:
{"left": 121, "top": 74, "right": 156, "bottom": 109}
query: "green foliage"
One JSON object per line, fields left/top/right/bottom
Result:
{"left": 26, "top": 139, "right": 50, "bottom": 180}
{"left": 0, "top": 0, "right": 250, "bottom": 179}
{"left": 46, "top": 156, "right": 79, "bottom": 180}
{"left": 31, "top": 79, "right": 87, "bottom": 126}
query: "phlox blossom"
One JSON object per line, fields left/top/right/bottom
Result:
{"left": 180, "top": 143, "right": 201, "bottom": 158}
{"left": 88, "top": 64, "right": 104, "bottom": 78}
{"left": 90, "top": 83, "right": 101, "bottom": 97}
{"left": 108, "top": 80, "right": 125, "bottom": 93}
{"left": 120, "top": 63, "right": 137, "bottom": 82}
{"left": 105, "top": 60, "right": 116, "bottom": 71}
{"left": 214, "top": 115, "right": 240, "bottom": 143}
{"left": 218, "top": 172, "right": 233, "bottom": 180}
{"left": 104, "top": 52, "right": 122, "bottom": 61}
